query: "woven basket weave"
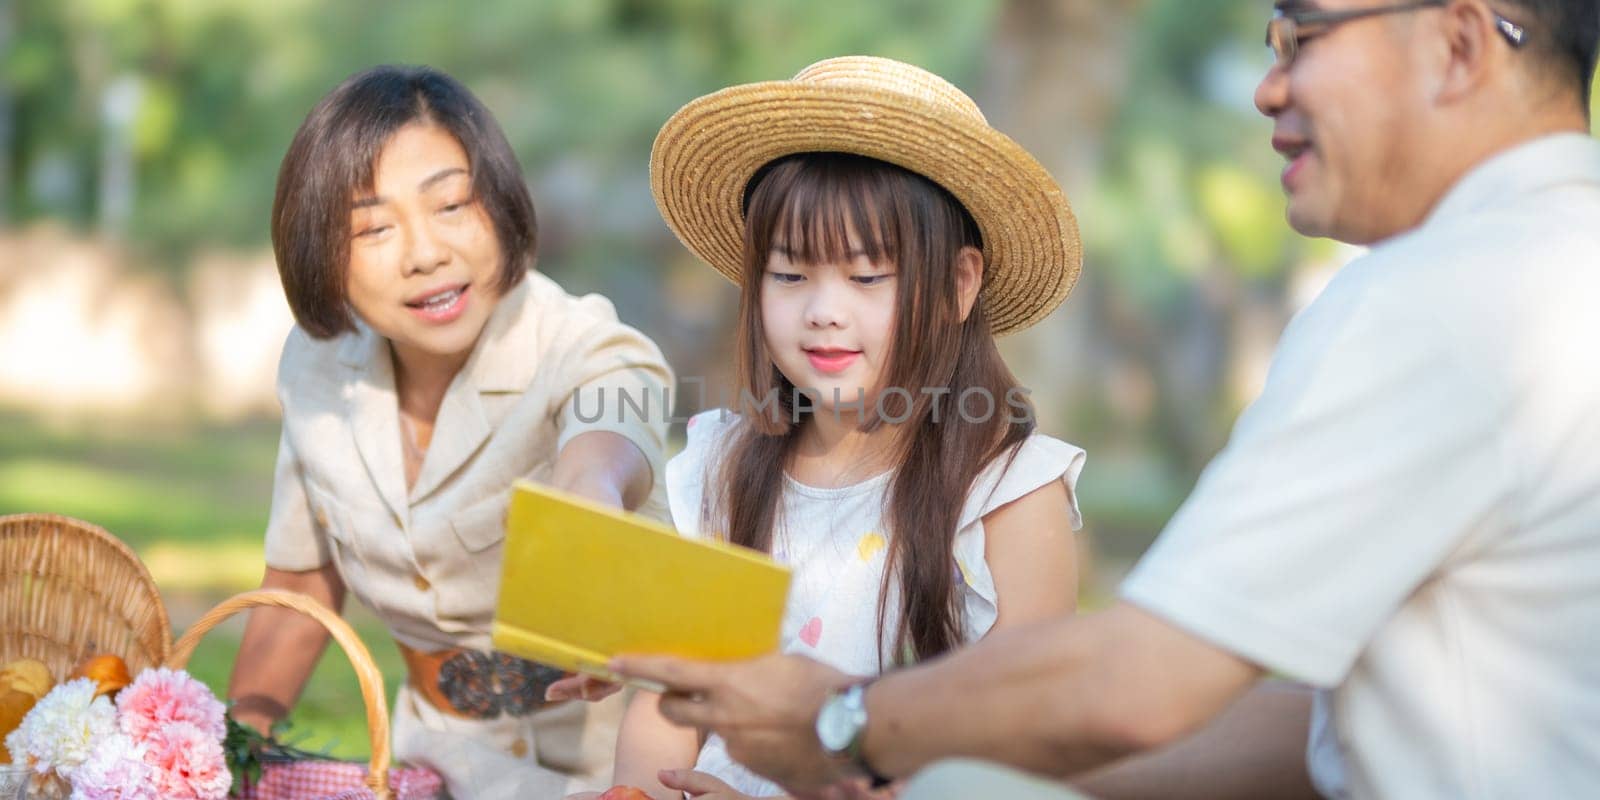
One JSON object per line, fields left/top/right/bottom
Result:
{"left": 0, "top": 513, "right": 172, "bottom": 678}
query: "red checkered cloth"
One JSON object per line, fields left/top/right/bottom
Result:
{"left": 238, "top": 760, "right": 444, "bottom": 799}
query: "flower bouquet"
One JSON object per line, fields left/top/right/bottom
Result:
{"left": 4, "top": 662, "right": 230, "bottom": 800}
{"left": 3, "top": 638, "right": 441, "bottom": 800}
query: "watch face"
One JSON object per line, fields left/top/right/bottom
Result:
{"left": 816, "top": 695, "right": 857, "bottom": 754}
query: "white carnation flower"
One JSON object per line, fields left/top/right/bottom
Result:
{"left": 5, "top": 678, "right": 117, "bottom": 782}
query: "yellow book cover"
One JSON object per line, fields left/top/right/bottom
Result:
{"left": 491, "top": 480, "right": 792, "bottom": 685}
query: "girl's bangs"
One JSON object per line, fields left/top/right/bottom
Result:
{"left": 748, "top": 155, "right": 900, "bottom": 268}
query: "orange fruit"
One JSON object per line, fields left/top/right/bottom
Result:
{"left": 0, "top": 688, "right": 39, "bottom": 763}
{"left": 0, "top": 659, "right": 52, "bottom": 699}
{"left": 598, "top": 787, "right": 653, "bottom": 800}
{"left": 69, "top": 654, "right": 131, "bottom": 698}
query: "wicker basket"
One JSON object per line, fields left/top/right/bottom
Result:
{"left": 168, "top": 589, "right": 398, "bottom": 800}
{"left": 171, "top": 590, "right": 444, "bottom": 799}
{"left": 1, "top": 515, "right": 439, "bottom": 799}
{"left": 0, "top": 513, "right": 172, "bottom": 679}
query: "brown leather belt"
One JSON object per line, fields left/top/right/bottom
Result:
{"left": 397, "top": 643, "right": 567, "bottom": 720}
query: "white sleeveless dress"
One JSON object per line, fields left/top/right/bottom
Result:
{"left": 664, "top": 410, "right": 1086, "bottom": 796}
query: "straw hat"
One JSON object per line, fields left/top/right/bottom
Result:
{"left": 650, "top": 55, "right": 1081, "bottom": 336}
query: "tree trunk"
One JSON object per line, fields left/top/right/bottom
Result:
{"left": 980, "top": 0, "right": 1140, "bottom": 433}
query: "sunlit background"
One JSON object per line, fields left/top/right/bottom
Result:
{"left": 9, "top": 0, "right": 1579, "bottom": 757}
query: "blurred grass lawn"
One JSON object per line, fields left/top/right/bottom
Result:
{"left": 0, "top": 411, "right": 399, "bottom": 760}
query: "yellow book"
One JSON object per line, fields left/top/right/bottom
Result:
{"left": 491, "top": 479, "right": 792, "bottom": 689}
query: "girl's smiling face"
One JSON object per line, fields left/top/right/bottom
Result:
{"left": 760, "top": 230, "right": 898, "bottom": 416}
{"left": 736, "top": 153, "right": 987, "bottom": 434}
{"left": 345, "top": 122, "right": 504, "bottom": 368}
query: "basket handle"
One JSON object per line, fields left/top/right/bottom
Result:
{"left": 166, "top": 589, "right": 392, "bottom": 800}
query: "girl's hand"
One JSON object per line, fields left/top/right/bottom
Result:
{"left": 658, "top": 768, "right": 769, "bottom": 798}
{"left": 545, "top": 672, "right": 624, "bottom": 703}
{"left": 657, "top": 769, "right": 892, "bottom": 800}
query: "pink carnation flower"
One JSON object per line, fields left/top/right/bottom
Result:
{"left": 69, "top": 733, "right": 159, "bottom": 800}
{"left": 114, "top": 668, "right": 226, "bottom": 743}
{"left": 142, "top": 722, "right": 231, "bottom": 800}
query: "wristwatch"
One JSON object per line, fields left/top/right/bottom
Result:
{"left": 815, "top": 680, "right": 892, "bottom": 787}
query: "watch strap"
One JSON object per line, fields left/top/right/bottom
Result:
{"left": 839, "top": 679, "right": 891, "bottom": 788}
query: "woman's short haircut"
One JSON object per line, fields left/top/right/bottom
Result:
{"left": 271, "top": 65, "right": 536, "bottom": 338}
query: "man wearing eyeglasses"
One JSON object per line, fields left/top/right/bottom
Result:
{"left": 611, "top": 2, "right": 1600, "bottom": 798}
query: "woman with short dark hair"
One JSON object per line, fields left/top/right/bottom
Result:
{"left": 228, "top": 65, "right": 673, "bottom": 798}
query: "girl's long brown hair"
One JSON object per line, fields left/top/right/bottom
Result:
{"left": 704, "top": 153, "right": 1034, "bottom": 667}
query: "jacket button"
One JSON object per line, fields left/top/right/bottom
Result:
{"left": 413, "top": 573, "right": 430, "bottom": 592}
{"left": 314, "top": 507, "right": 329, "bottom": 529}
{"left": 509, "top": 738, "right": 528, "bottom": 758}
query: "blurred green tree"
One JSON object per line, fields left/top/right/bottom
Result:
{"left": 2, "top": 0, "right": 997, "bottom": 260}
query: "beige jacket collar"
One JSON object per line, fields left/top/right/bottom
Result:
{"left": 334, "top": 275, "right": 540, "bottom": 518}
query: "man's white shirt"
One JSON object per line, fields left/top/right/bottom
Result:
{"left": 1122, "top": 133, "right": 1600, "bottom": 799}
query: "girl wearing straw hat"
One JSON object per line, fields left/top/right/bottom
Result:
{"left": 228, "top": 65, "right": 674, "bottom": 798}
{"left": 563, "top": 56, "right": 1087, "bottom": 799}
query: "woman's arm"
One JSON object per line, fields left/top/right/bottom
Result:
{"left": 551, "top": 430, "right": 654, "bottom": 511}
{"left": 611, "top": 690, "right": 703, "bottom": 800}
{"left": 227, "top": 563, "right": 347, "bottom": 732}
{"left": 982, "top": 478, "right": 1079, "bottom": 630}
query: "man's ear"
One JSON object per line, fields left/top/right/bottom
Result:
{"left": 1435, "top": 0, "right": 1501, "bottom": 104}
{"left": 955, "top": 245, "right": 984, "bottom": 322}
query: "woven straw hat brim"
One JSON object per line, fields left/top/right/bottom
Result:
{"left": 651, "top": 80, "right": 1082, "bottom": 337}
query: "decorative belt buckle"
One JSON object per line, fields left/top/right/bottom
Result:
{"left": 437, "top": 651, "right": 567, "bottom": 719}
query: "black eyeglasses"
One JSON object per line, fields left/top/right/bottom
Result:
{"left": 1266, "top": 1, "right": 1526, "bottom": 66}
